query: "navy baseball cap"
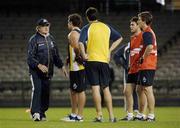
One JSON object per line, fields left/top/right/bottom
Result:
{"left": 37, "top": 18, "right": 50, "bottom": 26}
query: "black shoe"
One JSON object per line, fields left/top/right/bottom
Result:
{"left": 109, "top": 117, "right": 117, "bottom": 123}
{"left": 133, "top": 116, "right": 146, "bottom": 121}
{"left": 93, "top": 116, "right": 103, "bottom": 122}
{"left": 120, "top": 116, "right": 134, "bottom": 121}
{"left": 146, "top": 117, "right": 155, "bottom": 122}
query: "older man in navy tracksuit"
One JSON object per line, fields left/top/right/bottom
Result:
{"left": 27, "top": 18, "right": 68, "bottom": 121}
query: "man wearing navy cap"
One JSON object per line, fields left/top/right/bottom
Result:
{"left": 27, "top": 18, "right": 68, "bottom": 121}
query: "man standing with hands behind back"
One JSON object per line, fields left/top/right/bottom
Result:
{"left": 27, "top": 18, "right": 68, "bottom": 121}
{"left": 79, "top": 7, "right": 123, "bottom": 122}
{"left": 61, "top": 13, "right": 86, "bottom": 122}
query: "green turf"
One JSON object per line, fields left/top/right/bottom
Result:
{"left": 0, "top": 107, "right": 180, "bottom": 128}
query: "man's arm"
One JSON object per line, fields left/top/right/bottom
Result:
{"left": 69, "top": 31, "right": 80, "bottom": 55}
{"left": 54, "top": 42, "right": 68, "bottom": 77}
{"left": 27, "top": 37, "right": 39, "bottom": 69}
{"left": 27, "top": 37, "right": 48, "bottom": 73}
{"left": 51, "top": 36, "right": 68, "bottom": 77}
{"left": 78, "top": 25, "right": 89, "bottom": 60}
{"left": 79, "top": 42, "right": 88, "bottom": 60}
{"left": 142, "top": 44, "right": 153, "bottom": 59}
{"left": 69, "top": 31, "right": 79, "bottom": 48}
{"left": 139, "top": 32, "right": 153, "bottom": 63}
{"left": 110, "top": 37, "right": 123, "bottom": 53}
{"left": 113, "top": 44, "right": 129, "bottom": 69}
{"left": 52, "top": 42, "right": 64, "bottom": 68}
{"left": 109, "top": 25, "right": 123, "bottom": 52}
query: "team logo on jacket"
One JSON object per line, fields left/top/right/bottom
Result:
{"left": 50, "top": 42, "right": 54, "bottom": 47}
{"left": 38, "top": 43, "right": 45, "bottom": 47}
{"left": 143, "top": 76, "right": 147, "bottom": 83}
{"left": 73, "top": 83, "right": 77, "bottom": 89}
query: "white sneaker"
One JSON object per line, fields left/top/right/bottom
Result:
{"left": 134, "top": 110, "right": 139, "bottom": 114}
{"left": 134, "top": 113, "right": 146, "bottom": 121}
{"left": 32, "top": 113, "right": 40, "bottom": 121}
{"left": 121, "top": 116, "right": 134, "bottom": 121}
{"left": 75, "top": 116, "right": 84, "bottom": 122}
{"left": 61, "top": 115, "right": 76, "bottom": 122}
{"left": 41, "top": 117, "right": 47, "bottom": 121}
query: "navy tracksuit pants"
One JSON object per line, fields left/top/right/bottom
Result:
{"left": 30, "top": 71, "right": 50, "bottom": 118}
{"left": 133, "top": 89, "right": 138, "bottom": 110}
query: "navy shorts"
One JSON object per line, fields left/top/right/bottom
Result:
{"left": 137, "top": 70, "right": 155, "bottom": 86}
{"left": 70, "top": 70, "right": 86, "bottom": 92}
{"left": 127, "top": 73, "right": 139, "bottom": 85}
{"left": 85, "top": 61, "right": 110, "bottom": 88}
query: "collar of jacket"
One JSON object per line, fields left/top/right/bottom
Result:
{"left": 36, "top": 31, "right": 50, "bottom": 38}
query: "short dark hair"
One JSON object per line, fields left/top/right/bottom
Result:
{"left": 138, "top": 11, "right": 153, "bottom": 25}
{"left": 85, "top": 7, "right": 98, "bottom": 21}
{"left": 130, "top": 16, "right": 138, "bottom": 23}
{"left": 68, "top": 13, "right": 82, "bottom": 28}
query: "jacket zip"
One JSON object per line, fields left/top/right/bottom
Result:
{"left": 45, "top": 36, "right": 50, "bottom": 77}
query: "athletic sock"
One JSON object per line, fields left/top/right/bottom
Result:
{"left": 127, "top": 112, "right": 134, "bottom": 118}
{"left": 134, "top": 109, "right": 139, "bottom": 114}
{"left": 70, "top": 113, "right": 77, "bottom": 117}
{"left": 76, "top": 115, "right": 83, "bottom": 120}
{"left": 147, "top": 113, "right": 155, "bottom": 119}
{"left": 136, "top": 113, "right": 146, "bottom": 119}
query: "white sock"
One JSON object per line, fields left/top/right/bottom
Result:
{"left": 134, "top": 109, "right": 139, "bottom": 113}
{"left": 70, "top": 113, "right": 77, "bottom": 117}
{"left": 77, "top": 115, "right": 83, "bottom": 120}
{"left": 148, "top": 113, "right": 155, "bottom": 119}
{"left": 136, "top": 113, "right": 146, "bottom": 119}
{"left": 142, "top": 114, "right": 146, "bottom": 119}
{"left": 127, "top": 112, "right": 134, "bottom": 117}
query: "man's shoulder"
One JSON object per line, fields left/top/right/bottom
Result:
{"left": 48, "top": 34, "right": 55, "bottom": 40}
{"left": 81, "top": 24, "right": 90, "bottom": 31}
{"left": 68, "top": 29, "right": 79, "bottom": 37}
{"left": 28, "top": 34, "right": 37, "bottom": 42}
{"left": 142, "top": 32, "right": 153, "bottom": 40}
{"left": 99, "top": 21, "right": 109, "bottom": 26}
{"left": 71, "top": 29, "right": 80, "bottom": 35}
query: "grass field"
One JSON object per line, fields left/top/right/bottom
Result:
{"left": 0, "top": 107, "right": 180, "bottom": 128}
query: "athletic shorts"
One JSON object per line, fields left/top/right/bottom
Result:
{"left": 85, "top": 61, "right": 110, "bottom": 88}
{"left": 70, "top": 70, "right": 86, "bottom": 92}
{"left": 137, "top": 70, "right": 155, "bottom": 86}
{"left": 127, "top": 73, "right": 139, "bottom": 85}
